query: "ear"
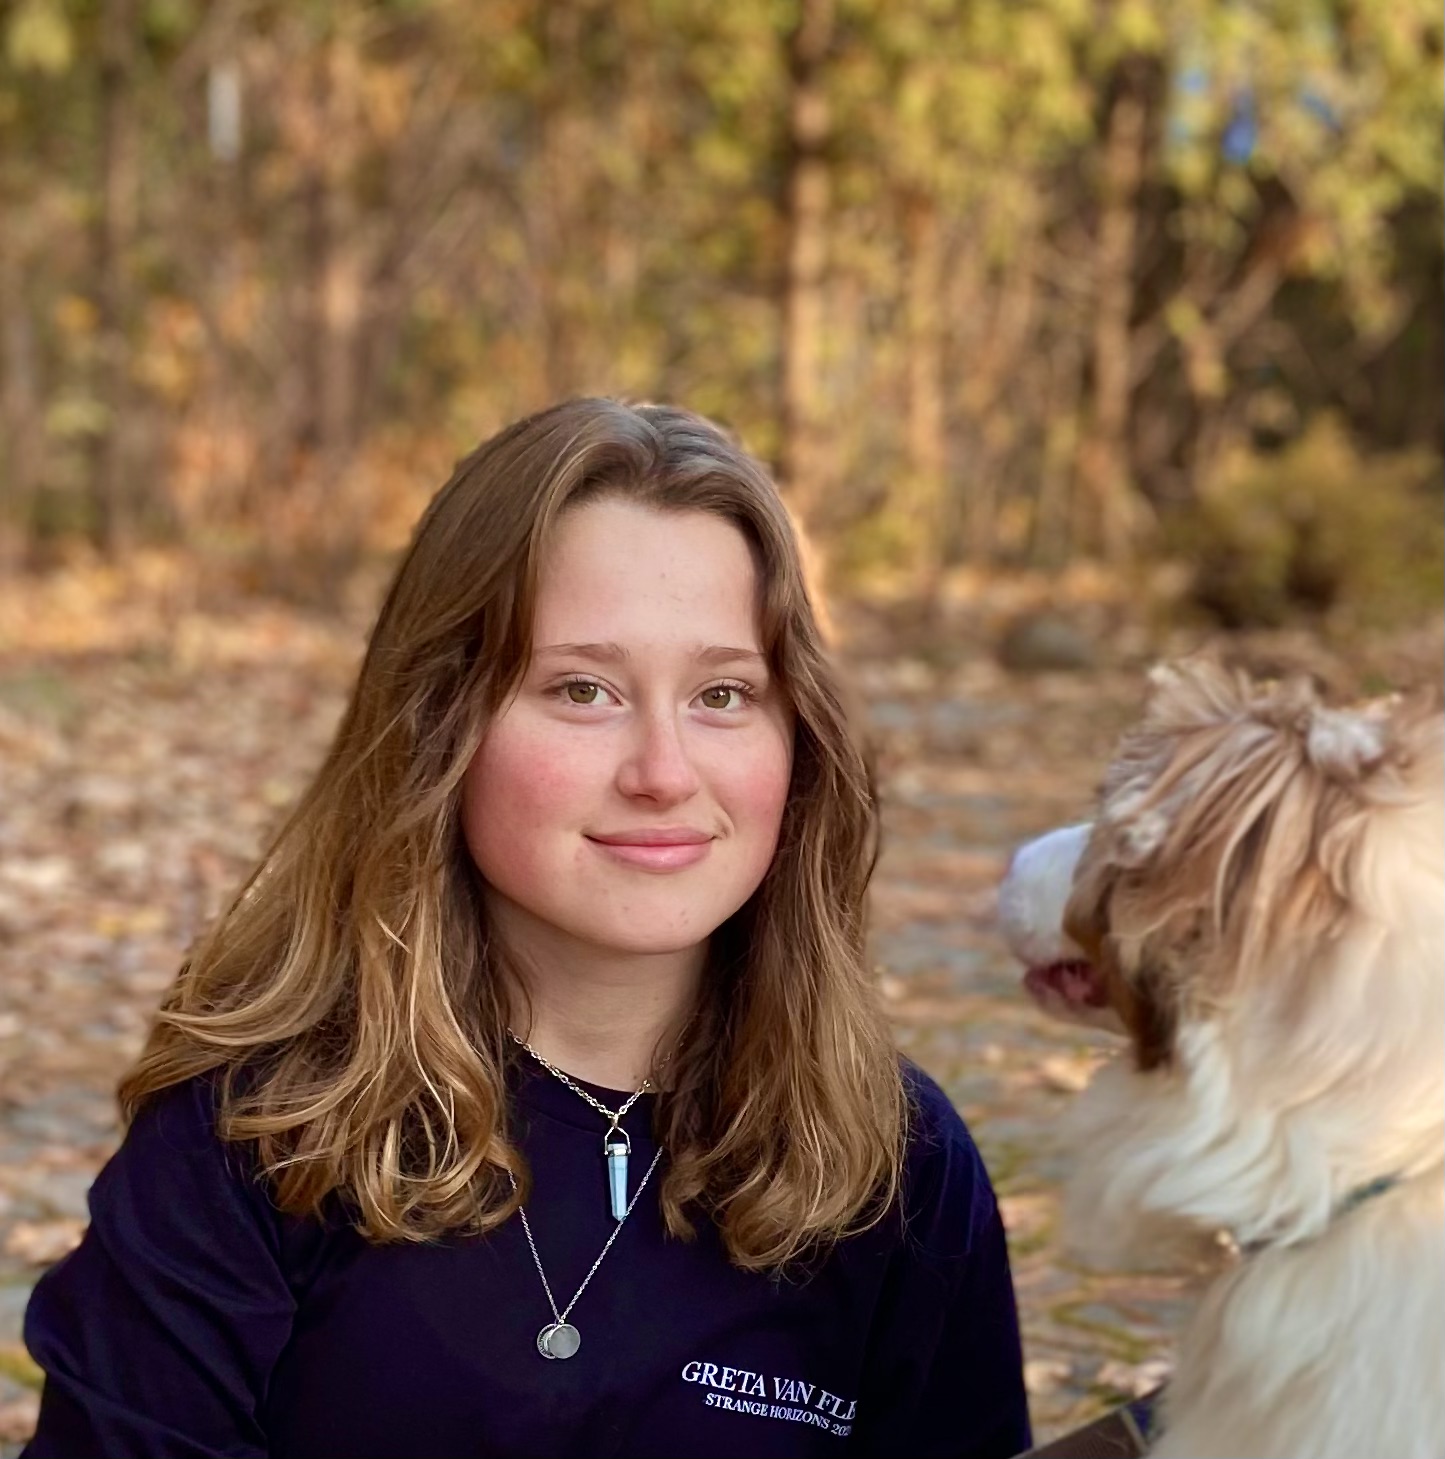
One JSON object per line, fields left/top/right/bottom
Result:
{"left": 1304, "top": 706, "right": 1388, "bottom": 781}
{"left": 1114, "top": 808, "right": 1170, "bottom": 868}
{"left": 1106, "top": 953, "right": 1178, "bottom": 1072}
{"left": 1101, "top": 779, "right": 1173, "bottom": 869}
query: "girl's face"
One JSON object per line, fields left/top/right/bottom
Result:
{"left": 461, "top": 498, "right": 795, "bottom": 964}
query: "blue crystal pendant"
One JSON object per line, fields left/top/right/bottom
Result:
{"left": 604, "top": 1126, "right": 631, "bottom": 1221}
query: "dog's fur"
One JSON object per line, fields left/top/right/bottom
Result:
{"left": 998, "top": 659, "right": 1444, "bottom": 1458}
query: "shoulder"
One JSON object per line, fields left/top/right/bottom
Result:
{"left": 120, "top": 1070, "right": 246, "bottom": 1171}
{"left": 895, "top": 1059, "right": 1001, "bottom": 1260}
{"left": 95, "top": 1073, "right": 288, "bottom": 1250}
{"left": 69, "top": 1071, "right": 337, "bottom": 1296}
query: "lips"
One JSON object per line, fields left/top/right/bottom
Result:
{"left": 590, "top": 829, "right": 712, "bottom": 847}
{"left": 586, "top": 829, "right": 715, "bottom": 872}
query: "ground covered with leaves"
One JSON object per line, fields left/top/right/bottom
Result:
{"left": 1, "top": 572, "right": 1440, "bottom": 1450}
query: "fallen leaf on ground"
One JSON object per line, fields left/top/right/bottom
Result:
{"left": 998, "top": 1193, "right": 1055, "bottom": 1241}
{"left": 1025, "top": 1359, "right": 1073, "bottom": 1396}
{"left": 4, "top": 1218, "right": 86, "bottom": 1265}
{"left": 1095, "top": 1358, "right": 1172, "bottom": 1398}
{"left": 0, "top": 1394, "right": 40, "bottom": 1443}
{"left": 1039, "top": 1052, "right": 1101, "bottom": 1093}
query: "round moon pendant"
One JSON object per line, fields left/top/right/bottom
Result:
{"left": 540, "top": 1321, "right": 580, "bottom": 1360}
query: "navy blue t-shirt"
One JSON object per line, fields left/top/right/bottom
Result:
{"left": 22, "top": 1060, "right": 1030, "bottom": 1459}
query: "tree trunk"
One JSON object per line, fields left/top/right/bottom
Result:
{"left": 778, "top": 0, "right": 834, "bottom": 528}
{"left": 90, "top": 0, "right": 138, "bottom": 556}
{"left": 1077, "top": 62, "right": 1149, "bottom": 564}
{"left": 525, "top": 2, "right": 589, "bottom": 405}
{"left": 902, "top": 193, "right": 946, "bottom": 598}
{"left": 298, "top": 41, "right": 363, "bottom": 465}
{"left": 956, "top": 225, "right": 1040, "bottom": 564}
{"left": 0, "top": 235, "right": 42, "bottom": 570}
{"left": 1032, "top": 334, "right": 1084, "bottom": 568}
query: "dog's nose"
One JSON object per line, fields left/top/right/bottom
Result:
{"left": 997, "top": 824, "right": 1095, "bottom": 965}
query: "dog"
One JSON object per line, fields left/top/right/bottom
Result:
{"left": 996, "top": 658, "right": 1444, "bottom": 1458}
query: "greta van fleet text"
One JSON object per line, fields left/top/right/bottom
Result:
{"left": 681, "top": 1359, "right": 857, "bottom": 1438}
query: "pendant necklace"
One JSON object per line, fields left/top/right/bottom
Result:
{"left": 508, "top": 1144, "right": 664, "bottom": 1360}
{"left": 510, "top": 1032, "right": 653, "bottom": 1220}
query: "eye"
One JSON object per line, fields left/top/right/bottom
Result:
{"left": 561, "top": 679, "right": 617, "bottom": 707}
{"left": 696, "top": 681, "right": 753, "bottom": 712}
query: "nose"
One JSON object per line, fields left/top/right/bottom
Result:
{"left": 615, "top": 709, "right": 702, "bottom": 806}
{"left": 996, "top": 823, "right": 1093, "bottom": 965}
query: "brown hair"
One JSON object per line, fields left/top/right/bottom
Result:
{"left": 120, "top": 398, "right": 905, "bottom": 1270}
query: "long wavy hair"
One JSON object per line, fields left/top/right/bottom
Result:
{"left": 120, "top": 398, "right": 905, "bottom": 1270}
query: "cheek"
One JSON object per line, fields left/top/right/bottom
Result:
{"left": 460, "top": 724, "right": 587, "bottom": 875}
{"left": 716, "top": 729, "right": 794, "bottom": 844}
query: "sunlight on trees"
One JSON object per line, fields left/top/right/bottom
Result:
{"left": 0, "top": 0, "right": 1438, "bottom": 624}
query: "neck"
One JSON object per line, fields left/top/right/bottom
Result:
{"left": 513, "top": 976, "right": 698, "bottom": 1091}
{"left": 492, "top": 900, "right": 703, "bottom": 1091}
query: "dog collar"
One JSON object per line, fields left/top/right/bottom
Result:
{"left": 1236, "top": 1172, "right": 1401, "bottom": 1258}
{"left": 1329, "top": 1173, "right": 1400, "bottom": 1223}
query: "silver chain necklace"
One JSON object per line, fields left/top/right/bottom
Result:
{"left": 507, "top": 1146, "right": 663, "bottom": 1360}
{"left": 509, "top": 1031, "right": 652, "bottom": 1221}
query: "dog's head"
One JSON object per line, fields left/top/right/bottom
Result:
{"left": 999, "top": 657, "right": 1444, "bottom": 1246}
{"left": 1061, "top": 659, "right": 1442, "bottom": 1073}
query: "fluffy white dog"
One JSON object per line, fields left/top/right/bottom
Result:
{"left": 997, "top": 658, "right": 1444, "bottom": 1459}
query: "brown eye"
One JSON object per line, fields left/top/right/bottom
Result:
{"left": 566, "top": 682, "right": 600, "bottom": 705}
{"left": 700, "top": 686, "right": 737, "bottom": 710}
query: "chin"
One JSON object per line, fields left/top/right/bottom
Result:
{"left": 997, "top": 658, "right": 1445, "bottom": 1459}
{"left": 589, "top": 927, "right": 713, "bottom": 960}
{"left": 567, "top": 903, "right": 726, "bottom": 961}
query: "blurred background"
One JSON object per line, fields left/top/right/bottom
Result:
{"left": 0, "top": 0, "right": 1441, "bottom": 1449}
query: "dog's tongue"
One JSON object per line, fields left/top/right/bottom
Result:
{"left": 1023, "top": 959, "right": 1108, "bottom": 1010}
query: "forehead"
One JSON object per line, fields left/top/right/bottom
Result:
{"left": 534, "top": 499, "right": 762, "bottom": 648}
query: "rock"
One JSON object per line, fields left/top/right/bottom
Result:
{"left": 997, "top": 614, "right": 1097, "bottom": 673}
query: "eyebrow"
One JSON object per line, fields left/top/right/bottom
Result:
{"left": 535, "top": 641, "right": 768, "bottom": 667}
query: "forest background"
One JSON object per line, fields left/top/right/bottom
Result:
{"left": 0, "top": 0, "right": 1440, "bottom": 627}
{"left": 0, "top": 0, "right": 1442, "bottom": 1450}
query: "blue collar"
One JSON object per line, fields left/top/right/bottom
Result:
{"left": 1329, "top": 1173, "right": 1400, "bottom": 1223}
{"left": 1239, "top": 1172, "right": 1401, "bottom": 1258}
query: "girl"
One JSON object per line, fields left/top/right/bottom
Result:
{"left": 22, "top": 399, "right": 1031, "bottom": 1458}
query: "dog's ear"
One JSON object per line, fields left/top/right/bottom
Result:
{"left": 1096, "top": 939, "right": 1179, "bottom": 1072}
{"left": 1302, "top": 704, "right": 1389, "bottom": 781}
{"left": 1106, "top": 798, "right": 1171, "bottom": 869}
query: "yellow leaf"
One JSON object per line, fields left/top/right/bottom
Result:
{"left": 53, "top": 294, "right": 98, "bottom": 337}
{"left": 5, "top": 0, "right": 73, "bottom": 76}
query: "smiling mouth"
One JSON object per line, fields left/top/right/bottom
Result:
{"left": 585, "top": 833, "right": 714, "bottom": 871}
